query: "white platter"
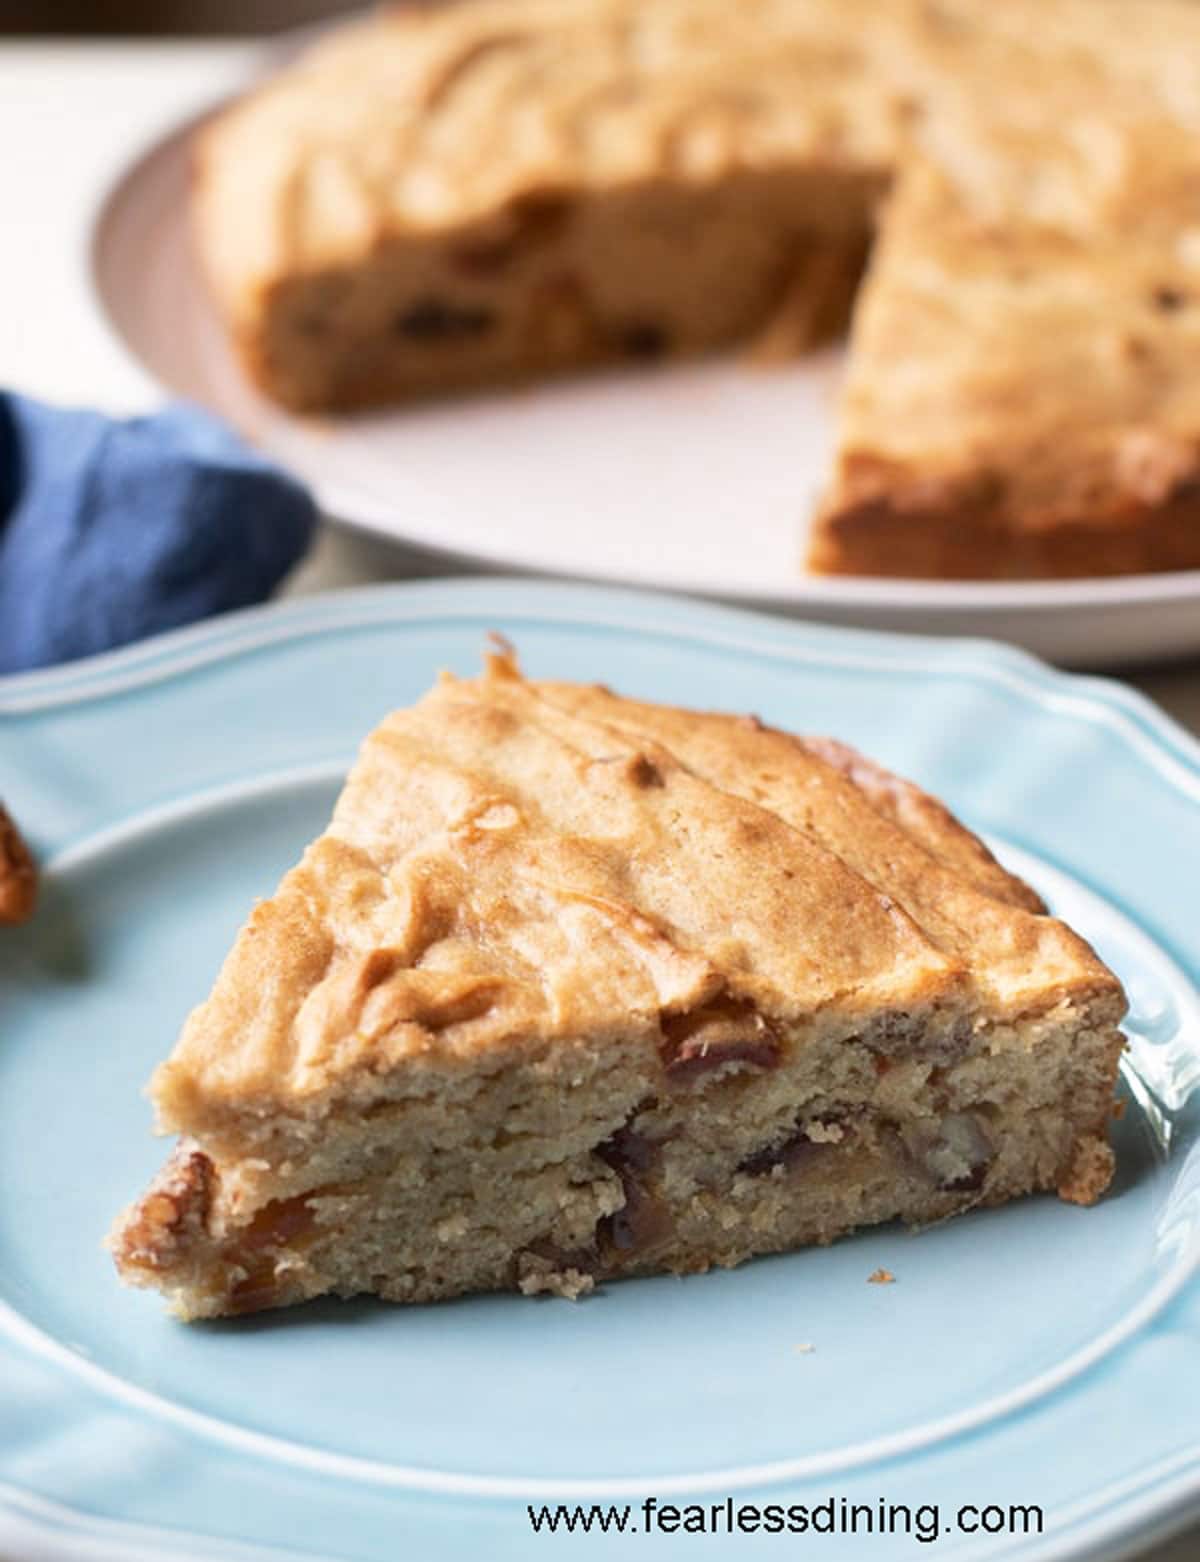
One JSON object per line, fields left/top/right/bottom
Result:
{"left": 89, "top": 80, "right": 1200, "bottom": 669}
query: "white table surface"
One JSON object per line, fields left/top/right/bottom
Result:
{"left": 1, "top": 38, "right": 1199, "bottom": 1562}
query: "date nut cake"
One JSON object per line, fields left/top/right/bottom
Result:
{"left": 195, "top": 0, "right": 1200, "bottom": 579}
{"left": 110, "top": 654, "right": 1126, "bottom": 1318}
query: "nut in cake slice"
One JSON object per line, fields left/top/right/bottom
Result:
{"left": 110, "top": 655, "right": 1125, "bottom": 1317}
{"left": 0, "top": 803, "right": 37, "bottom": 926}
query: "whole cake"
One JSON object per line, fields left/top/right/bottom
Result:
{"left": 194, "top": 0, "right": 1200, "bottom": 579}
{"left": 110, "top": 655, "right": 1126, "bottom": 1318}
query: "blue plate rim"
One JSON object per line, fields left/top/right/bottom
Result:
{"left": 3, "top": 577, "right": 1200, "bottom": 782}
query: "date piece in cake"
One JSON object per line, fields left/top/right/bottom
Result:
{"left": 110, "top": 654, "right": 1125, "bottom": 1318}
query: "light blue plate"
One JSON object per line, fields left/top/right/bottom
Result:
{"left": 2, "top": 580, "right": 1199, "bottom": 1562}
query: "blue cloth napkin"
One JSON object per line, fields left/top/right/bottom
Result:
{"left": 0, "top": 393, "right": 317, "bottom": 675}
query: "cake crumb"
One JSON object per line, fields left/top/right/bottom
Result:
{"left": 516, "top": 1252, "right": 595, "bottom": 1299}
{"left": 868, "top": 1268, "right": 895, "bottom": 1285}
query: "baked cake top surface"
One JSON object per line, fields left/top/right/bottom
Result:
{"left": 197, "top": 0, "right": 1200, "bottom": 284}
{"left": 151, "top": 657, "right": 1124, "bottom": 1131}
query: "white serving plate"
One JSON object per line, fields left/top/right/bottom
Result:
{"left": 87, "top": 58, "right": 1200, "bottom": 669}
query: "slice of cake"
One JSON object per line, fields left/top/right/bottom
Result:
{"left": 110, "top": 654, "right": 1125, "bottom": 1319}
{"left": 810, "top": 121, "right": 1200, "bottom": 578}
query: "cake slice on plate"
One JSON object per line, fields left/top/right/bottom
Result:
{"left": 110, "top": 655, "right": 1125, "bottom": 1318}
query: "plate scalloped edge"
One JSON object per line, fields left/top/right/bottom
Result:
{"left": 4, "top": 578, "right": 1200, "bottom": 1562}
{"left": 4, "top": 579, "right": 1200, "bottom": 811}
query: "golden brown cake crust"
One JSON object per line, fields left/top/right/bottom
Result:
{"left": 146, "top": 654, "right": 1122, "bottom": 1141}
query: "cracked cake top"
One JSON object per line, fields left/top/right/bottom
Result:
{"left": 149, "top": 655, "right": 1124, "bottom": 1135}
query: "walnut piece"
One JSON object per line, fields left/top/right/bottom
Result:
{"left": 111, "top": 1146, "right": 214, "bottom": 1272}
